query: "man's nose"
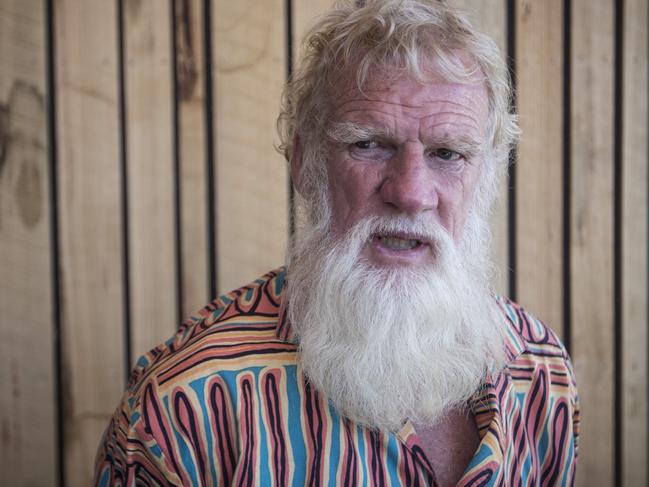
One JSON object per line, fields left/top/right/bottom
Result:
{"left": 378, "top": 146, "right": 439, "bottom": 215}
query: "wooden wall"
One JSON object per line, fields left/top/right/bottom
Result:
{"left": 0, "top": 1, "right": 646, "bottom": 485}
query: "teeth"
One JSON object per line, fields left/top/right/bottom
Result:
{"left": 378, "top": 236, "right": 419, "bottom": 250}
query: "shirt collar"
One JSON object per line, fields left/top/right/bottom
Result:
{"left": 275, "top": 267, "right": 296, "bottom": 343}
{"left": 496, "top": 295, "right": 527, "bottom": 362}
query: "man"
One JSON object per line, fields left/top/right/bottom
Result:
{"left": 95, "top": 1, "right": 579, "bottom": 485}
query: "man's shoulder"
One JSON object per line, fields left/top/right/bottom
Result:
{"left": 495, "top": 296, "right": 579, "bottom": 437}
{"left": 126, "top": 267, "right": 293, "bottom": 394}
{"left": 496, "top": 296, "right": 571, "bottom": 363}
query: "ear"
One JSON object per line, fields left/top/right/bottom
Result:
{"left": 290, "top": 134, "right": 304, "bottom": 196}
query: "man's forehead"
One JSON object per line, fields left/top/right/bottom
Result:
{"left": 328, "top": 75, "right": 490, "bottom": 138}
{"left": 327, "top": 54, "right": 489, "bottom": 118}
{"left": 333, "top": 78, "right": 488, "bottom": 108}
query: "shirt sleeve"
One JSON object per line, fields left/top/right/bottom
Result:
{"left": 552, "top": 347, "right": 579, "bottom": 487}
{"left": 566, "top": 351, "right": 580, "bottom": 462}
{"left": 93, "top": 387, "right": 178, "bottom": 486}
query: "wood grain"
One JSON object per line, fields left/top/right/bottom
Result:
{"left": 174, "top": 0, "right": 210, "bottom": 318}
{"left": 455, "top": 0, "right": 509, "bottom": 298}
{"left": 1, "top": 1, "right": 647, "bottom": 484}
{"left": 514, "top": 0, "right": 564, "bottom": 337}
{"left": 294, "top": 0, "right": 334, "bottom": 41}
{"left": 54, "top": 0, "right": 126, "bottom": 483}
{"left": 621, "top": 0, "right": 648, "bottom": 483}
{"left": 212, "top": 0, "right": 289, "bottom": 293}
{"left": 0, "top": 1, "right": 56, "bottom": 484}
{"left": 123, "top": 0, "right": 177, "bottom": 361}
{"left": 570, "top": 0, "right": 615, "bottom": 484}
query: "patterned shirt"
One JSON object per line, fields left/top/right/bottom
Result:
{"left": 94, "top": 268, "right": 579, "bottom": 486}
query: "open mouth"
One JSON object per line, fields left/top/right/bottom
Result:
{"left": 372, "top": 234, "right": 427, "bottom": 251}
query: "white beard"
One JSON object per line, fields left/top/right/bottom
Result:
{"left": 286, "top": 212, "right": 506, "bottom": 433}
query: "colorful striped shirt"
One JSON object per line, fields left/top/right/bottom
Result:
{"left": 94, "top": 268, "right": 579, "bottom": 486}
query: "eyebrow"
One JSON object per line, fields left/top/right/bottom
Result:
{"left": 326, "top": 121, "right": 486, "bottom": 158}
{"left": 326, "top": 121, "right": 390, "bottom": 144}
{"left": 427, "top": 132, "right": 486, "bottom": 159}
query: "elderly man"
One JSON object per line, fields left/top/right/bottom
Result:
{"left": 95, "top": 1, "right": 579, "bottom": 485}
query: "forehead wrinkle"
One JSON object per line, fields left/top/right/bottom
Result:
{"left": 423, "top": 113, "right": 482, "bottom": 132}
{"left": 336, "top": 96, "right": 479, "bottom": 113}
{"left": 337, "top": 107, "right": 406, "bottom": 119}
{"left": 331, "top": 91, "right": 488, "bottom": 145}
{"left": 335, "top": 97, "right": 485, "bottom": 128}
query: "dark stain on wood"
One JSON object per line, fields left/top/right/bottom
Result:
{"left": 126, "top": 0, "right": 143, "bottom": 19}
{"left": 0, "top": 103, "right": 8, "bottom": 178}
{"left": 0, "top": 81, "right": 46, "bottom": 230}
{"left": 15, "top": 157, "right": 43, "bottom": 228}
{"left": 522, "top": 1, "right": 532, "bottom": 22}
{"left": 175, "top": 0, "right": 199, "bottom": 101}
{"left": 11, "top": 363, "right": 20, "bottom": 400}
{"left": 1, "top": 418, "right": 10, "bottom": 449}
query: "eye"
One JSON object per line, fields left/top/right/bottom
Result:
{"left": 353, "top": 140, "right": 378, "bottom": 150}
{"left": 433, "top": 148, "right": 462, "bottom": 161}
{"left": 348, "top": 139, "right": 395, "bottom": 162}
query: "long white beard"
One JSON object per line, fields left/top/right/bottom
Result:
{"left": 286, "top": 213, "right": 506, "bottom": 433}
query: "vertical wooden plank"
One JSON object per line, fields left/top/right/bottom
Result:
{"left": 514, "top": 0, "right": 564, "bottom": 336}
{"left": 294, "top": 1, "right": 334, "bottom": 52}
{"left": 213, "top": 0, "right": 288, "bottom": 293}
{"left": 571, "top": 0, "right": 615, "bottom": 484}
{"left": 0, "top": 1, "right": 57, "bottom": 484}
{"left": 123, "top": 0, "right": 177, "bottom": 359}
{"left": 55, "top": 0, "right": 125, "bottom": 484}
{"left": 174, "top": 0, "right": 210, "bottom": 318}
{"left": 621, "top": 0, "right": 648, "bottom": 483}
{"left": 455, "top": 0, "right": 509, "bottom": 298}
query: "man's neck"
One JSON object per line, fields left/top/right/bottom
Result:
{"left": 412, "top": 408, "right": 480, "bottom": 487}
